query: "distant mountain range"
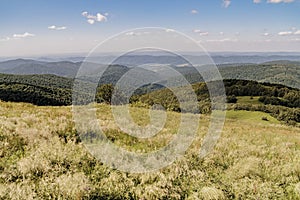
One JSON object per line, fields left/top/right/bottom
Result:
{"left": 0, "top": 57, "right": 299, "bottom": 89}
{"left": 0, "top": 59, "right": 80, "bottom": 77}
{"left": 1, "top": 53, "right": 300, "bottom": 65}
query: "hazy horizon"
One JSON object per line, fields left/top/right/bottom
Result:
{"left": 1, "top": 0, "right": 300, "bottom": 57}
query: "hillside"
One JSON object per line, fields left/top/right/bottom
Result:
{"left": 0, "top": 60, "right": 299, "bottom": 199}
{"left": 0, "top": 72, "right": 299, "bottom": 124}
{"left": 1, "top": 58, "right": 299, "bottom": 89}
{"left": 0, "top": 59, "right": 79, "bottom": 77}
{"left": 137, "top": 79, "right": 300, "bottom": 124}
{"left": 219, "top": 61, "right": 300, "bottom": 89}
{"left": 0, "top": 101, "right": 299, "bottom": 199}
{"left": 2, "top": 53, "right": 300, "bottom": 64}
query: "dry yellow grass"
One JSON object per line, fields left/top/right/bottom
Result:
{"left": 0, "top": 101, "right": 300, "bottom": 199}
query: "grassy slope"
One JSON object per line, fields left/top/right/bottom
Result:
{"left": 226, "top": 110, "right": 279, "bottom": 124}
{"left": 0, "top": 101, "right": 300, "bottom": 199}
{"left": 236, "top": 96, "right": 263, "bottom": 105}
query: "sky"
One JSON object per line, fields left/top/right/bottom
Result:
{"left": 0, "top": 0, "right": 300, "bottom": 57}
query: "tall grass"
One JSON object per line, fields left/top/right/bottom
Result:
{"left": 0, "top": 101, "right": 299, "bottom": 199}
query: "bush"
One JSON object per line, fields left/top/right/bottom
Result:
{"left": 227, "top": 95, "right": 238, "bottom": 103}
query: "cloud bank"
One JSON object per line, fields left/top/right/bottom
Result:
{"left": 82, "top": 11, "right": 107, "bottom": 25}
{"left": 13, "top": 32, "right": 35, "bottom": 38}
{"left": 48, "top": 25, "right": 67, "bottom": 30}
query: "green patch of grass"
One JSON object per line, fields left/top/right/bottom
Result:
{"left": 236, "top": 96, "right": 263, "bottom": 105}
{"left": 225, "top": 110, "right": 280, "bottom": 124}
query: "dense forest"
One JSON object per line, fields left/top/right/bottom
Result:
{"left": 136, "top": 80, "right": 300, "bottom": 124}
{"left": 219, "top": 61, "right": 300, "bottom": 89}
{"left": 0, "top": 73, "right": 299, "bottom": 124}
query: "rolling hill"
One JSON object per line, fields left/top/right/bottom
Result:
{"left": 0, "top": 72, "right": 299, "bottom": 124}
{"left": 0, "top": 57, "right": 300, "bottom": 199}
{"left": 0, "top": 101, "right": 299, "bottom": 199}
{"left": 0, "top": 58, "right": 299, "bottom": 89}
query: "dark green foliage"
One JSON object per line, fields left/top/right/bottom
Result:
{"left": 259, "top": 96, "right": 287, "bottom": 106}
{"left": 0, "top": 131, "right": 27, "bottom": 177}
{"left": 98, "top": 65, "right": 129, "bottom": 85}
{"left": 138, "top": 87, "right": 181, "bottom": 112}
{"left": 95, "top": 84, "right": 114, "bottom": 103}
{"left": 136, "top": 80, "right": 300, "bottom": 123}
{"left": 56, "top": 126, "right": 81, "bottom": 144}
{"left": 224, "top": 79, "right": 300, "bottom": 108}
{"left": 0, "top": 82, "right": 72, "bottom": 106}
{"left": 219, "top": 62, "right": 300, "bottom": 89}
{"left": 226, "top": 95, "right": 238, "bottom": 103}
{"left": 0, "top": 73, "right": 73, "bottom": 89}
{"left": 0, "top": 73, "right": 73, "bottom": 106}
{"left": 0, "top": 72, "right": 299, "bottom": 123}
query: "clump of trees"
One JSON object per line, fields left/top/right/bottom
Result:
{"left": 226, "top": 95, "right": 237, "bottom": 103}
{"left": 0, "top": 83, "right": 72, "bottom": 106}
{"left": 0, "top": 74, "right": 299, "bottom": 124}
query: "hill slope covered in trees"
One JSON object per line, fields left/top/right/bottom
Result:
{"left": 0, "top": 72, "right": 299, "bottom": 124}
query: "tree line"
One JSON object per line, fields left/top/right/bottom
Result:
{"left": 0, "top": 75, "right": 299, "bottom": 124}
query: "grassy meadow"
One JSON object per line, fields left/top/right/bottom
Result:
{"left": 236, "top": 96, "right": 263, "bottom": 105}
{"left": 0, "top": 101, "right": 300, "bottom": 199}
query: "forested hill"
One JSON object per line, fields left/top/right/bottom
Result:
{"left": 0, "top": 59, "right": 80, "bottom": 77}
{"left": 0, "top": 72, "right": 299, "bottom": 124}
{"left": 0, "top": 72, "right": 299, "bottom": 108}
{"left": 0, "top": 59, "right": 299, "bottom": 89}
{"left": 0, "top": 73, "right": 73, "bottom": 89}
{"left": 219, "top": 61, "right": 300, "bottom": 89}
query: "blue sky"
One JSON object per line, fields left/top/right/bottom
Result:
{"left": 0, "top": 0, "right": 300, "bottom": 56}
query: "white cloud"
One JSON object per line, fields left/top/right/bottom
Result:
{"left": 82, "top": 11, "right": 88, "bottom": 17}
{"left": 193, "top": 29, "right": 209, "bottom": 36}
{"left": 190, "top": 9, "right": 198, "bottom": 14}
{"left": 82, "top": 11, "right": 107, "bottom": 24}
{"left": 199, "top": 32, "right": 209, "bottom": 36}
{"left": 13, "top": 32, "right": 35, "bottom": 38}
{"left": 277, "top": 30, "right": 300, "bottom": 35}
{"left": 126, "top": 32, "right": 136, "bottom": 36}
{"left": 223, "top": 0, "right": 231, "bottom": 8}
{"left": 125, "top": 31, "right": 152, "bottom": 36}
{"left": 220, "top": 32, "right": 224, "bottom": 35}
{"left": 165, "top": 29, "right": 175, "bottom": 32}
{"left": 125, "top": 32, "right": 142, "bottom": 36}
{"left": 48, "top": 25, "right": 67, "bottom": 30}
{"left": 262, "top": 32, "right": 270, "bottom": 36}
{"left": 267, "top": 0, "right": 294, "bottom": 3}
{"left": 253, "top": 0, "right": 261, "bottom": 3}
{"left": 87, "top": 19, "right": 95, "bottom": 24}
{"left": 96, "top": 13, "right": 107, "bottom": 22}
{"left": 278, "top": 31, "right": 293, "bottom": 36}
{"left": 0, "top": 37, "right": 10, "bottom": 42}
{"left": 294, "top": 30, "right": 300, "bottom": 35}
{"left": 206, "top": 38, "right": 238, "bottom": 42}
{"left": 221, "top": 38, "right": 237, "bottom": 42}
